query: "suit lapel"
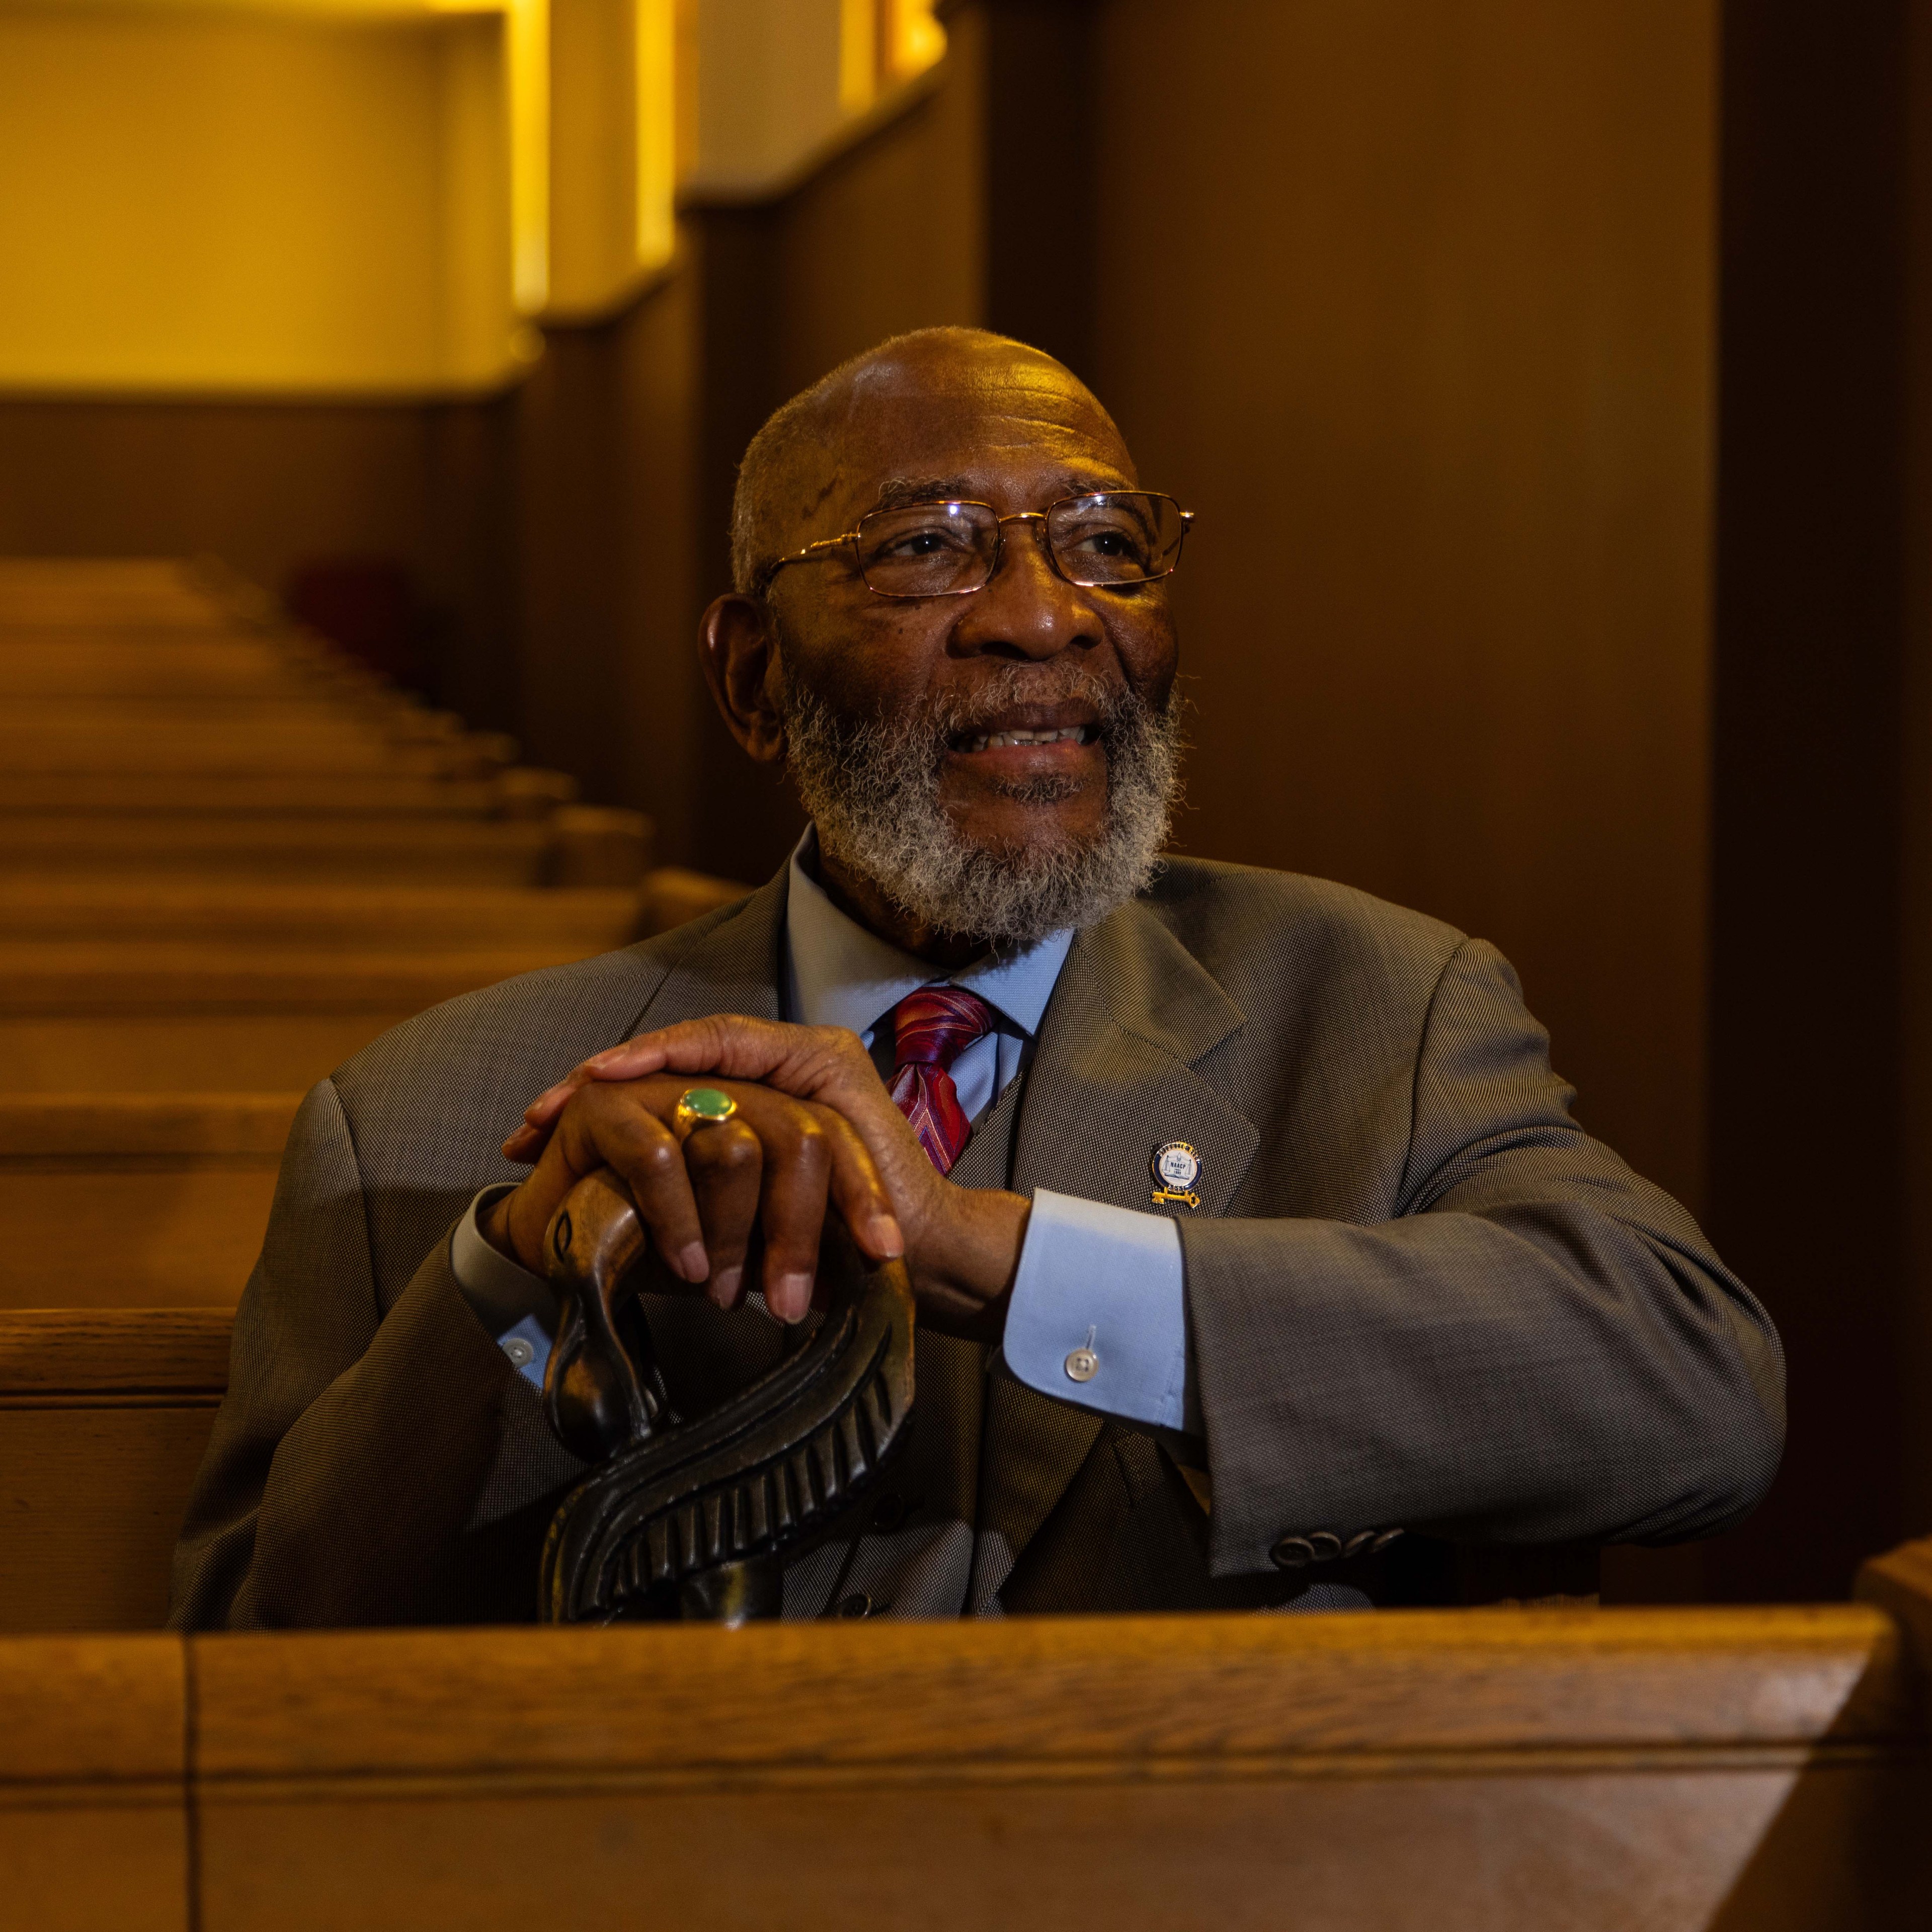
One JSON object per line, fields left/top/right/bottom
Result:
{"left": 1014, "top": 901, "right": 1257, "bottom": 1218}
{"left": 623, "top": 869, "right": 787, "bottom": 1036}
{"left": 982, "top": 900, "right": 1260, "bottom": 1579}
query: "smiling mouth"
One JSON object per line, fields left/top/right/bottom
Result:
{"left": 957, "top": 723, "right": 1101, "bottom": 753}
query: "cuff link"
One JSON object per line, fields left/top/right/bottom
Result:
{"left": 1064, "top": 1325, "right": 1100, "bottom": 1383}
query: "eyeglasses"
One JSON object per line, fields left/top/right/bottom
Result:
{"left": 758, "top": 492, "right": 1194, "bottom": 600}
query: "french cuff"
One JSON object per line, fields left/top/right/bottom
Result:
{"left": 1002, "top": 1187, "right": 1196, "bottom": 1432}
{"left": 449, "top": 1182, "right": 557, "bottom": 1390}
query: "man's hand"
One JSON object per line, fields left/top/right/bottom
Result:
{"left": 502, "top": 1017, "right": 1031, "bottom": 1337}
{"left": 484, "top": 1069, "right": 903, "bottom": 1325}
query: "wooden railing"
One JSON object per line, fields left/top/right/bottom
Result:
{"left": 4, "top": 1559, "right": 1929, "bottom": 1931}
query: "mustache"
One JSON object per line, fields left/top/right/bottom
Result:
{"left": 907, "top": 663, "right": 1157, "bottom": 753}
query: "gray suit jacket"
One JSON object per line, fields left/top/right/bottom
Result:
{"left": 169, "top": 859, "right": 1783, "bottom": 1627}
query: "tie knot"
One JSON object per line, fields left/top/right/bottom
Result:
{"left": 891, "top": 984, "right": 994, "bottom": 1072}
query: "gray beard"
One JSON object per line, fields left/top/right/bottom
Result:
{"left": 777, "top": 661, "right": 1185, "bottom": 950}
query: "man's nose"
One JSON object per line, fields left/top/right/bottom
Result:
{"left": 951, "top": 518, "right": 1099, "bottom": 660}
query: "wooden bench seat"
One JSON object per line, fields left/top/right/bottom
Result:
{"left": 2, "top": 1563, "right": 1929, "bottom": 1928}
{"left": 0, "top": 1096, "right": 298, "bottom": 1309}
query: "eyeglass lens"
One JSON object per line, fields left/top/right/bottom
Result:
{"left": 852, "top": 494, "right": 1185, "bottom": 596}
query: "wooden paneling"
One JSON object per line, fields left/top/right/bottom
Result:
{"left": 0, "top": 1597, "right": 1922, "bottom": 1929}
{"left": 180, "top": 1603, "right": 1924, "bottom": 1929}
{"left": 2, "top": 1589, "right": 1928, "bottom": 1931}
{"left": 0, "top": 1311, "right": 228, "bottom": 1632}
{"left": 0, "top": 399, "right": 435, "bottom": 602}
{"left": 0, "top": 1635, "right": 188, "bottom": 1932}
{"left": 1707, "top": 4, "right": 1928, "bottom": 1610}
{"left": 1088, "top": 0, "right": 1717, "bottom": 1224}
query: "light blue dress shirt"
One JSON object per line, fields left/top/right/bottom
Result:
{"left": 450, "top": 832, "right": 1194, "bottom": 1430}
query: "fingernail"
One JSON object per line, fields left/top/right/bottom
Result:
{"left": 871, "top": 1215, "right": 904, "bottom": 1258}
{"left": 710, "top": 1264, "right": 743, "bottom": 1309}
{"left": 679, "top": 1242, "right": 710, "bottom": 1283}
{"left": 777, "top": 1272, "right": 813, "bottom": 1323}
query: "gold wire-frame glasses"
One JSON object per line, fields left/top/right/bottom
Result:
{"left": 758, "top": 492, "right": 1195, "bottom": 600}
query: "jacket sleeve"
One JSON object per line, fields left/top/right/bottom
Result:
{"left": 1181, "top": 938, "right": 1786, "bottom": 1577}
{"left": 168, "top": 1079, "right": 579, "bottom": 1628}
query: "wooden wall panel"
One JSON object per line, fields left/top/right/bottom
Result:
{"left": 1088, "top": 0, "right": 1718, "bottom": 1222}
{"left": 0, "top": 398, "right": 434, "bottom": 599}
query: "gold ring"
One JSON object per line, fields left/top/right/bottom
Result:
{"left": 674, "top": 1087, "right": 738, "bottom": 1133}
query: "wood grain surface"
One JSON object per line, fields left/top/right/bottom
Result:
{"left": 182, "top": 1587, "right": 1928, "bottom": 1930}
{"left": 0, "top": 1635, "right": 189, "bottom": 1932}
{"left": 0, "top": 1308, "right": 233, "bottom": 1394}
{"left": 0, "top": 1092, "right": 300, "bottom": 1157}
{"left": 188, "top": 1606, "right": 1913, "bottom": 1784}
{"left": 0, "top": 1167, "right": 277, "bottom": 1307}
{"left": 0, "top": 882, "right": 639, "bottom": 948}
{"left": 0, "top": 815, "right": 552, "bottom": 878}
{"left": 0, "top": 944, "right": 594, "bottom": 1012}
{"left": 0, "top": 1550, "right": 1927, "bottom": 1930}
{"left": 0, "top": 1311, "right": 232, "bottom": 1630}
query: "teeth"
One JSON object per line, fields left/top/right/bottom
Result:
{"left": 965, "top": 726, "right": 1092, "bottom": 752}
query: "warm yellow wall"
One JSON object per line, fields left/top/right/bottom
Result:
{"left": 0, "top": 6, "right": 514, "bottom": 391}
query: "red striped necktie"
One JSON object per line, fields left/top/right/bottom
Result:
{"left": 888, "top": 985, "right": 995, "bottom": 1175}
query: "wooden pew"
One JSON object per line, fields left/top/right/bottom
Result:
{"left": 0, "top": 765, "right": 579, "bottom": 817}
{"left": 0, "top": 942, "right": 612, "bottom": 1092}
{"left": 0, "top": 1097, "right": 295, "bottom": 1309}
{"left": 0, "top": 555, "right": 237, "bottom": 628}
{"left": 1, "top": 1571, "right": 1928, "bottom": 1929}
{"left": 0, "top": 721, "right": 517, "bottom": 781}
{"left": 0, "top": 872, "right": 750, "bottom": 1304}
{"left": 0, "top": 801, "right": 651, "bottom": 887}
{"left": 0, "top": 880, "right": 644, "bottom": 949}
{"left": 0, "top": 1309, "right": 228, "bottom": 1632}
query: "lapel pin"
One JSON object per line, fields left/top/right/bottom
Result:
{"left": 1151, "top": 1140, "right": 1202, "bottom": 1210}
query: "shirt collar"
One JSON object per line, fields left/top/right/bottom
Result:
{"left": 783, "top": 828, "right": 1074, "bottom": 1041}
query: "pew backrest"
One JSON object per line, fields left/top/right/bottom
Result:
{"left": 0, "top": 1309, "right": 230, "bottom": 1632}
{"left": 3, "top": 1581, "right": 1929, "bottom": 1931}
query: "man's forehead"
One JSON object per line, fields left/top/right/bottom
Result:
{"left": 813, "top": 365, "right": 1135, "bottom": 524}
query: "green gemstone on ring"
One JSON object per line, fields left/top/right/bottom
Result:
{"left": 681, "top": 1087, "right": 735, "bottom": 1121}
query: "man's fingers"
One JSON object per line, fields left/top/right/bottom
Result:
{"left": 559, "top": 1093, "right": 709, "bottom": 1286}
{"left": 806, "top": 1104, "right": 904, "bottom": 1263}
{"left": 753, "top": 1105, "right": 832, "bottom": 1324}
{"left": 681, "top": 1117, "right": 763, "bottom": 1310}
{"left": 504, "top": 1017, "right": 882, "bottom": 1166}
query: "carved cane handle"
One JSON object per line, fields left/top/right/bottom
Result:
{"left": 537, "top": 1164, "right": 917, "bottom": 1624}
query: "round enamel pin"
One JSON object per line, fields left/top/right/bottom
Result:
{"left": 1151, "top": 1140, "right": 1202, "bottom": 1209}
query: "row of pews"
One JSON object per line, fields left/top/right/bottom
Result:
{"left": 2, "top": 559, "right": 1927, "bottom": 1929}
{"left": 0, "top": 558, "right": 744, "bottom": 1633}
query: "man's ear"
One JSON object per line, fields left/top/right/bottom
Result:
{"left": 699, "top": 594, "right": 786, "bottom": 764}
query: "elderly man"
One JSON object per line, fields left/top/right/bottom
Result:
{"left": 171, "top": 328, "right": 1782, "bottom": 1627}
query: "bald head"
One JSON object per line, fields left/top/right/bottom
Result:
{"left": 729, "top": 327, "right": 1129, "bottom": 594}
